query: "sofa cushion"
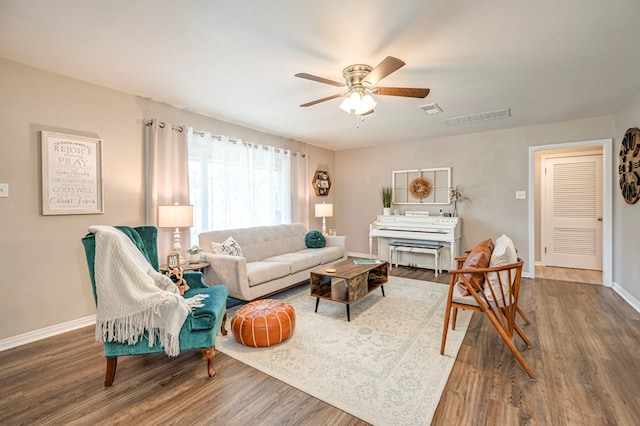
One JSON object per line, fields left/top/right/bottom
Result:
{"left": 456, "top": 239, "right": 494, "bottom": 296}
{"left": 298, "top": 246, "right": 344, "bottom": 264}
{"left": 305, "top": 230, "right": 326, "bottom": 248}
{"left": 200, "top": 224, "right": 307, "bottom": 263}
{"left": 264, "top": 252, "right": 322, "bottom": 274}
{"left": 211, "top": 236, "right": 243, "bottom": 256}
{"left": 246, "top": 261, "right": 291, "bottom": 287}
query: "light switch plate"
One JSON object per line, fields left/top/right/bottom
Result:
{"left": 515, "top": 190, "right": 526, "bottom": 199}
{"left": 0, "top": 183, "right": 8, "bottom": 198}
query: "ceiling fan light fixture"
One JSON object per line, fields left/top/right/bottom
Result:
{"left": 339, "top": 89, "right": 377, "bottom": 115}
{"left": 339, "top": 95, "right": 354, "bottom": 113}
{"left": 355, "top": 93, "right": 377, "bottom": 115}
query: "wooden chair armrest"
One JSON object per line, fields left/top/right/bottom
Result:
{"left": 448, "top": 258, "right": 524, "bottom": 275}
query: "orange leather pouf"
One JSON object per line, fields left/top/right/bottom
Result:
{"left": 231, "top": 299, "right": 296, "bottom": 347}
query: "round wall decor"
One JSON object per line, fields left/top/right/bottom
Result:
{"left": 619, "top": 127, "right": 640, "bottom": 204}
{"left": 409, "top": 177, "right": 431, "bottom": 200}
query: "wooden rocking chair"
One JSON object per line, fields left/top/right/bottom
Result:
{"left": 440, "top": 255, "right": 535, "bottom": 380}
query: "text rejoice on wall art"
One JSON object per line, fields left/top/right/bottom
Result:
{"left": 41, "top": 131, "right": 103, "bottom": 215}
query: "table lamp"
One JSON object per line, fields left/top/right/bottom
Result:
{"left": 158, "top": 204, "right": 193, "bottom": 260}
{"left": 314, "top": 202, "right": 333, "bottom": 236}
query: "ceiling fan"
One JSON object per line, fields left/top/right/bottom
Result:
{"left": 295, "top": 56, "right": 430, "bottom": 116}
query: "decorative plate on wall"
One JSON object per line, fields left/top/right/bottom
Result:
{"left": 619, "top": 127, "right": 640, "bottom": 204}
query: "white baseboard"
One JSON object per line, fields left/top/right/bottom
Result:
{"left": 0, "top": 315, "right": 96, "bottom": 352}
{"left": 349, "top": 251, "right": 374, "bottom": 259}
{"left": 611, "top": 281, "right": 640, "bottom": 314}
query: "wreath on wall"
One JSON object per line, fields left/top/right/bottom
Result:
{"left": 409, "top": 177, "right": 431, "bottom": 200}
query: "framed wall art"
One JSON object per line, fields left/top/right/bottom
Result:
{"left": 392, "top": 167, "right": 451, "bottom": 205}
{"left": 41, "top": 131, "right": 103, "bottom": 215}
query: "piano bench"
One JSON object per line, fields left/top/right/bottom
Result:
{"left": 389, "top": 243, "right": 444, "bottom": 277}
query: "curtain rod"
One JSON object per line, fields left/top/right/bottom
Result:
{"left": 143, "top": 119, "right": 183, "bottom": 132}
{"left": 144, "top": 119, "right": 306, "bottom": 157}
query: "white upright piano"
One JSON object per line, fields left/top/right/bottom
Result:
{"left": 369, "top": 215, "right": 461, "bottom": 271}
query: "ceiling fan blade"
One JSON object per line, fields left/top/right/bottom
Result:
{"left": 363, "top": 56, "right": 406, "bottom": 85}
{"left": 374, "top": 87, "right": 430, "bottom": 98}
{"left": 300, "top": 93, "right": 344, "bottom": 107}
{"left": 295, "top": 73, "right": 345, "bottom": 87}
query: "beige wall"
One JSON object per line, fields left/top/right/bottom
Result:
{"left": 335, "top": 116, "right": 614, "bottom": 277}
{"left": 613, "top": 89, "right": 640, "bottom": 302}
{"left": 2, "top": 55, "right": 638, "bottom": 342}
{"left": 0, "top": 58, "right": 334, "bottom": 340}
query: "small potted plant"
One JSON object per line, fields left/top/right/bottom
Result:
{"left": 382, "top": 187, "right": 392, "bottom": 215}
{"left": 187, "top": 245, "right": 203, "bottom": 264}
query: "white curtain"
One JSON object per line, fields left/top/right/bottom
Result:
{"left": 290, "top": 150, "right": 309, "bottom": 227}
{"left": 188, "top": 129, "right": 309, "bottom": 242}
{"left": 146, "top": 120, "right": 191, "bottom": 259}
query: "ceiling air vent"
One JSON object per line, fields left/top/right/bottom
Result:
{"left": 419, "top": 103, "right": 443, "bottom": 115}
{"left": 445, "top": 108, "right": 511, "bottom": 126}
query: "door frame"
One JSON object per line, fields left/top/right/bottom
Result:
{"left": 528, "top": 139, "right": 612, "bottom": 287}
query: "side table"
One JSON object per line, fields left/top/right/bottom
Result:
{"left": 160, "top": 261, "right": 210, "bottom": 274}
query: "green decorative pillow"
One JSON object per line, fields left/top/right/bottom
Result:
{"left": 305, "top": 230, "right": 326, "bottom": 248}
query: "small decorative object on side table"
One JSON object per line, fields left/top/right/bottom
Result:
{"left": 167, "top": 251, "right": 180, "bottom": 269}
{"left": 186, "top": 245, "right": 203, "bottom": 263}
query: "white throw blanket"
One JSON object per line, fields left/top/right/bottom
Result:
{"left": 89, "top": 225, "right": 208, "bottom": 356}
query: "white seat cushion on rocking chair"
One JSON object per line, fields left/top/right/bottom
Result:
{"left": 453, "top": 281, "right": 515, "bottom": 308}
{"left": 452, "top": 282, "right": 481, "bottom": 306}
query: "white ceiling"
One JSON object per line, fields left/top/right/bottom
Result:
{"left": 2, "top": 0, "right": 640, "bottom": 151}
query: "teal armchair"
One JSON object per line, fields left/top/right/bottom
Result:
{"left": 82, "top": 226, "right": 228, "bottom": 386}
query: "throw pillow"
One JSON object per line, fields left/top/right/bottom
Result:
{"left": 305, "top": 230, "right": 326, "bottom": 248}
{"left": 456, "top": 238, "right": 494, "bottom": 296}
{"left": 485, "top": 234, "right": 518, "bottom": 303}
{"left": 211, "top": 236, "right": 243, "bottom": 257}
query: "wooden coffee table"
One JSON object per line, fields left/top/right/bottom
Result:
{"left": 310, "top": 259, "right": 388, "bottom": 321}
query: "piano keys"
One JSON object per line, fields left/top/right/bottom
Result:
{"left": 369, "top": 215, "right": 461, "bottom": 271}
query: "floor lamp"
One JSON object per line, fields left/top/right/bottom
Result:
{"left": 314, "top": 202, "right": 333, "bottom": 236}
{"left": 158, "top": 204, "right": 194, "bottom": 262}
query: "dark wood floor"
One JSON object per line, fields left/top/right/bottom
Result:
{"left": 1, "top": 266, "right": 639, "bottom": 425}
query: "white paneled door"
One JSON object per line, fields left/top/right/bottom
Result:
{"left": 542, "top": 154, "right": 603, "bottom": 270}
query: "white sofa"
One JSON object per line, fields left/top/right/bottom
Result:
{"left": 199, "top": 223, "right": 347, "bottom": 301}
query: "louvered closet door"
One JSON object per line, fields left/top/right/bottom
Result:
{"left": 543, "top": 154, "right": 603, "bottom": 270}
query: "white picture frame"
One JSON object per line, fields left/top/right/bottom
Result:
{"left": 41, "top": 131, "right": 103, "bottom": 215}
{"left": 392, "top": 167, "right": 452, "bottom": 205}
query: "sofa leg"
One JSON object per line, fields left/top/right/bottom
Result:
{"left": 104, "top": 357, "right": 117, "bottom": 387}
{"left": 221, "top": 313, "right": 228, "bottom": 336}
{"left": 203, "top": 347, "right": 216, "bottom": 378}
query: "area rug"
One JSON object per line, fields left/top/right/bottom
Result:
{"left": 216, "top": 276, "right": 471, "bottom": 426}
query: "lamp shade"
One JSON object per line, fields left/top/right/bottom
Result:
{"left": 158, "top": 204, "right": 194, "bottom": 228}
{"left": 315, "top": 203, "right": 333, "bottom": 218}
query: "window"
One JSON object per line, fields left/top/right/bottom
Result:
{"left": 188, "top": 132, "right": 295, "bottom": 242}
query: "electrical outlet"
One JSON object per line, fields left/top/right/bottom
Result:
{"left": 515, "top": 190, "right": 526, "bottom": 199}
{"left": 0, "top": 183, "right": 8, "bottom": 198}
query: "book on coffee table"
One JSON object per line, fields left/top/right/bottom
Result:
{"left": 352, "top": 259, "right": 381, "bottom": 265}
